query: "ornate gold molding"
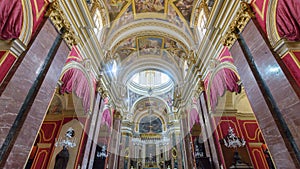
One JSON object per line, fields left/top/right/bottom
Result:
{"left": 223, "top": 2, "right": 254, "bottom": 48}
{"left": 193, "top": 1, "right": 210, "bottom": 27}
{"left": 47, "top": 2, "right": 78, "bottom": 48}
{"left": 113, "top": 111, "right": 122, "bottom": 119}
{"left": 97, "top": 80, "right": 109, "bottom": 98}
{"left": 195, "top": 80, "right": 205, "bottom": 96}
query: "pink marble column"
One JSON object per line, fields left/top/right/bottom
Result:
{"left": 0, "top": 19, "right": 69, "bottom": 168}
{"left": 0, "top": 19, "right": 56, "bottom": 149}
{"left": 230, "top": 19, "right": 299, "bottom": 168}
{"left": 174, "top": 130, "right": 183, "bottom": 169}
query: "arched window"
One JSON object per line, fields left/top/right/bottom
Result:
{"left": 92, "top": 5, "right": 103, "bottom": 41}
{"left": 197, "top": 9, "right": 207, "bottom": 40}
{"left": 196, "top": 2, "right": 210, "bottom": 41}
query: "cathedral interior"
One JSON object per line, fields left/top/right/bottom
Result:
{"left": 0, "top": 0, "right": 299, "bottom": 169}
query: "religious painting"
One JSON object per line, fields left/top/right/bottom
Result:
{"left": 104, "top": 0, "right": 128, "bottom": 21}
{"left": 138, "top": 37, "right": 163, "bottom": 56}
{"left": 173, "top": 0, "right": 194, "bottom": 22}
{"left": 112, "top": 4, "right": 133, "bottom": 31}
{"left": 139, "top": 115, "right": 162, "bottom": 133}
{"left": 164, "top": 38, "right": 186, "bottom": 58}
{"left": 115, "top": 37, "right": 136, "bottom": 61}
{"left": 134, "top": 0, "right": 165, "bottom": 13}
{"left": 167, "top": 4, "right": 184, "bottom": 28}
{"left": 144, "top": 99, "right": 158, "bottom": 108}
{"left": 146, "top": 144, "right": 156, "bottom": 161}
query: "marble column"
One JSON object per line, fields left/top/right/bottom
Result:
{"left": 88, "top": 97, "right": 107, "bottom": 169}
{"left": 107, "top": 111, "right": 122, "bottom": 169}
{"left": 199, "top": 91, "right": 219, "bottom": 168}
{"left": 81, "top": 90, "right": 102, "bottom": 168}
{"left": 0, "top": 18, "right": 69, "bottom": 168}
{"left": 118, "top": 133, "right": 128, "bottom": 169}
{"left": 229, "top": 19, "right": 300, "bottom": 168}
{"left": 181, "top": 114, "right": 194, "bottom": 169}
{"left": 174, "top": 131, "right": 183, "bottom": 169}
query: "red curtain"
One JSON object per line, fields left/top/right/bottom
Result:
{"left": 209, "top": 68, "right": 240, "bottom": 111}
{"left": 60, "top": 69, "right": 91, "bottom": 113}
{"left": 0, "top": 0, "right": 23, "bottom": 40}
{"left": 189, "top": 108, "right": 200, "bottom": 131}
{"left": 101, "top": 108, "right": 112, "bottom": 128}
{"left": 276, "top": 0, "right": 300, "bottom": 41}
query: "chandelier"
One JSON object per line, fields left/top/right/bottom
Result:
{"left": 223, "top": 127, "right": 246, "bottom": 149}
{"left": 96, "top": 145, "right": 108, "bottom": 159}
{"left": 55, "top": 127, "right": 76, "bottom": 148}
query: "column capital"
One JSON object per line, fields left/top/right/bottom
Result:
{"left": 222, "top": 2, "right": 254, "bottom": 48}
{"left": 114, "top": 111, "right": 122, "bottom": 120}
{"left": 195, "top": 80, "right": 205, "bottom": 96}
{"left": 47, "top": 1, "right": 78, "bottom": 48}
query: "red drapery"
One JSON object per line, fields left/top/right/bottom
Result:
{"left": 209, "top": 68, "right": 240, "bottom": 111}
{"left": 189, "top": 108, "right": 200, "bottom": 131}
{"left": 101, "top": 108, "right": 111, "bottom": 128}
{"left": 276, "top": 0, "right": 300, "bottom": 41}
{"left": 0, "top": 0, "right": 23, "bottom": 40}
{"left": 60, "top": 69, "right": 91, "bottom": 113}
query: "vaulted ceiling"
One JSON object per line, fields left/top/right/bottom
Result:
{"left": 57, "top": 0, "right": 244, "bottom": 115}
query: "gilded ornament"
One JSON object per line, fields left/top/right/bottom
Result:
{"left": 222, "top": 2, "right": 254, "bottom": 48}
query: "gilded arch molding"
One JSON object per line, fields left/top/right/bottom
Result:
{"left": 19, "top": 0, "right": 33, "bottom": 46}
{"left": 266, "top": 0, "right": 281, "bottom": 48}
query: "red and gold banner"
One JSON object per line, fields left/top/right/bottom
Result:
{"left": 282, "top": 51, "right": 300, "bottom": 86}
{"left": 31, "top": 0, "right": 49, "bottom": 36}
{"left": 250, "top": 0, "right": 269, "bottom": 34}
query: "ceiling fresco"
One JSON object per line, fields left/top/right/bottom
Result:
{"left": 173, "top": 0, "right": 194, "bottom": 21}
{"left": 104, "top": 0, "right": 195, "bottom": 35}
{"left": 114, "top": 36, "right": 186, "bottom": 68}
{"left": 103, "top": 0, "right": 128, "bottom": 21}
{"left": 133, "top": 97, "right": 168, "bottom": 115}
{"left": 134, "top": 0, "right": 166, "bottom": 13}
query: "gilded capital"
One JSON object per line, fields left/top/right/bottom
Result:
{"left": 222, "top": 2, "right": 254, "bottom": 48}
{"left": 195, "top": 80, "right": 205, "bottom": 96}
{"left": 47, "top": 2, "right": 78, "bottom": 47}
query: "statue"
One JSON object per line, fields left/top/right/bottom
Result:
{"left": 54, "top": 146, "right": 69, "bottom": 169}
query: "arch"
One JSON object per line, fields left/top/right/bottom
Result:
{"left": 134, "top": 110, "right": 167, "bottom": 133}
{"left": 119, "top": 57, "right": 183, "bottom": 85}
{"left": 206, "top": 62, "right": 239, "bottom": 112}
{"left": 19, "top": 0, "right": 33, "bottom": 45}
{"left": 60, "top": 61, "right": 95, "bottom": 114}
{"left": 266, "top": 0, "right": 281, "bottom": 48}
{"left": 130, "top": 96, "right": 172, "bottom": 117}
{"left": 105, "top": 20, "right": 195, "bottom": 52}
